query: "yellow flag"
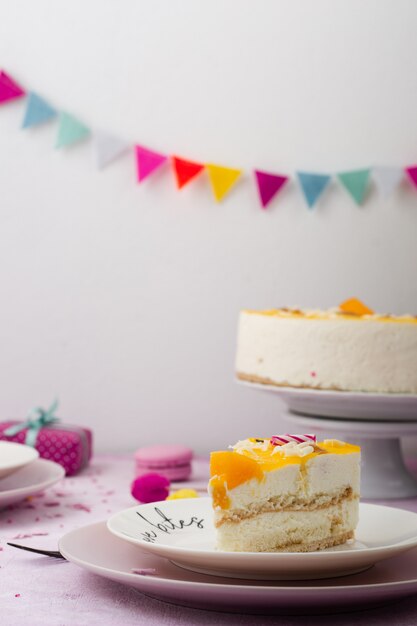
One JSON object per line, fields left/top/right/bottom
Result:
{"left": 206, "top": 164, "right": 242, "bottom": 202}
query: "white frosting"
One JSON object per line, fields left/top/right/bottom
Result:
{"left": 236, "top": 311, "right": 417, "bottom": 393}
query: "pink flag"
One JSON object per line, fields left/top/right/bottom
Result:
{"left": 0, "top": 70, "right": 25, "bottom": 104}
{"left": 135, "top": 145, "right": 167, "bottom": 182}
{"left": 254, "top": 170, "right": 288, "bottom": 208}
{"left": 405, "top": 166, "right": 417, "bottom": 190}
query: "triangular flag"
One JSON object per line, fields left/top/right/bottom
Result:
{"left": 172, "top": 156, "right": 204, "bottom": 189}
{"left": 372, "top": 167, "right": 403, "bottom": 199}
{"left": 206, "top": 164, "right": 242, "bottom": 202}
{"left": 22, "top": 92, "right": 56, "bottom": 128}
{"left": 94, "top": 131, "right": 131, "bottom": 169}
{"left": 297, "top": 172, "right": 331, "bottom": 208}
{"left": 254, "top": 170, "right": 288, "bottom": 208}
{"left": 0, "top": 70, "right": 25, "bottom": 104}
{"left": 56, "top": 112, "right": 90, "bottom": 148}
{"left": 135, "top": 145, "right": 167, "bottom": 182}
{"left": 405, "top": 166, "right": 417, "bottom": 190}
{"left": 337, "top": 169, "right": 371, "bottom": 205}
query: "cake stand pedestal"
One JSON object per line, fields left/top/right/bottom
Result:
{"left": 282, "top": 412, "right": 417, "bottom": 499}
{"left": 238, "top": 381, "right": 417, "bottom": 499}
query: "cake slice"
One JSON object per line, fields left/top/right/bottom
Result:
{"left": 209, "top": 435, "right": 360, "bottom": 552}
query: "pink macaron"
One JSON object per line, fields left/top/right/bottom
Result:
{"left": 134, "top": 444, "right": 193, "bottom": 481}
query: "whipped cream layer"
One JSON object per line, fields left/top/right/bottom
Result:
{"left": 236, "top": 308, "right": 417, "bottom": 393}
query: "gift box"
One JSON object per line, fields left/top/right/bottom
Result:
{"left": 0, "top": 403, "right": 93, "bottom": 475}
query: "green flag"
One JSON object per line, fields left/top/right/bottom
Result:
{"left": 337, "top": 169, "right": 371, "bottom": 205}
{"left": 56, "top": 112, "right": 90, "bottom": 148}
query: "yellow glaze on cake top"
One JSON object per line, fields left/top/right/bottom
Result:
{"left": 244, "top": 308, "right": 417, "bottom": 324}
{"left": 244, "top": 297, "right": 416, "bottom": 323}
{"left": 209, "top": 439, "right": 360, "bottom": 510}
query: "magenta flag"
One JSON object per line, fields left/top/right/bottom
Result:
{"left": 135, "top": 145, "right": 167, "bottom": 182}
{"left": 0, "top": 70, "right": 25, "bottom": 104}
{"left": 254, "top": 170, "right": 288, "bottom": 208}
{"left": 405, "top": 166, "right": 417, "bottom": 190}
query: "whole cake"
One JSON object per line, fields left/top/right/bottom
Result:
{"left": 236, "top": 298, "right": 417, "bottom": 394}
{"left": 209, "top": 435, "right": 360, "bottom": 552}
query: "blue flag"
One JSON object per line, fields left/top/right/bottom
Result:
{"left": 22, "top": 92, "right": 56, "bottom": 128}
{"left": 297, "top": 172, "right": 331, "bottom": 208}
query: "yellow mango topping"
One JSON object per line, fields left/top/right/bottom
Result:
{"left": 339, "top": 298, "right": 374, "bottom": 316}
{"left": 210, "top": 476, "right": 230, "bottom": 509}
{"left": 210, "top": 451, "right": 264, "bottom": 489}
{"left": 210, "top": 451, "right": 264, "bottom": 510}
{"left": 209, "top": 439, "right": 360, "bottom": 510}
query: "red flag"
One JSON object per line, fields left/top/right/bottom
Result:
{"left": 172, "top": 156, "right": 204, "bottom": 189}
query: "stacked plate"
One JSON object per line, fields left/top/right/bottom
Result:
{"left": 0, "top": 441, "right": 65, "bottom": 508}
{"left": 59, "top": 496, "right": 417, "bottom": 615}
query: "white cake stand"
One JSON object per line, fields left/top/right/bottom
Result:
{"left": 239, "top": 381, "right": 417, "bottom": 499}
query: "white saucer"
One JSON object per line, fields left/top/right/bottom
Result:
{"left": 107, "top": 498, "right": 417, "bottom": 580}
{"left": 239, "top": 380, "right": 417, "bottom": 421}
{"left": 0, "top": 441, "right": 39, "bottom": 479}
{"left": 0, "top": 458, "right": 65, "bottom": 508}
{"left": 60, "top": 521, "right": 417, "bottom": 614}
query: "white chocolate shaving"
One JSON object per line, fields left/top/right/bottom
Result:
{"left": 323, "top": 439, "right": 346, "bottom": 447}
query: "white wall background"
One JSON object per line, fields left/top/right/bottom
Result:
{"left": 0, "top": 0, "right": 416, "bottom": 454}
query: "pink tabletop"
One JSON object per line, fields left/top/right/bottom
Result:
{"left": 2, "top": 455, "right": 417, "bottom": 626}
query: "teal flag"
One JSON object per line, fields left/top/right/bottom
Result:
{"left": 56, "top": 112, "right": 90, "bottom": 148}
{"left": 337, "top": 169, "right": 371, "bottom": 205}
{"left": 22, "top": 92, "right": 56, "bottom": 128}
{"left": 297, "top": 172, "right": 331, "bottom": 208}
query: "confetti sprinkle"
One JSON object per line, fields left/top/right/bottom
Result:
{"left": 71, "top": 503, "right": 91, "bottom": 513}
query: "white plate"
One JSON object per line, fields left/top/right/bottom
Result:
{"left": 239, "top": 381, "right": 417, "bottom": 421}
{"left": 60, "top": 521, "right": 417, "bottom": 614}
{"left": 0, "top": 441, "right": 39, "bottom": 479}
{"left": 0, "top": 458, "right": 65, "bottom": 507}
{"left": 107, "top": 498, "right": 417, "bottom": 580}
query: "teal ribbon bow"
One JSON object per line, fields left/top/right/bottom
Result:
{"left": 4, "top": 399, "right": 60, "bottom": 447}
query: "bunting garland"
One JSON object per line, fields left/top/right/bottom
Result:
{"left": 297, "top": 172, "right": 331, "bottom": 208}
{"left": 405, "top": 166, "right": 417, "bottom": 190}
{"left": 337, "top": 169, "right": 371, "bottom": 205}
{"left": 254, "top": 170, "right": 288, "bottom": 208}
{"left": 172, "top": 156, "right": 204, "bottom": 189}
{"left": 206, "top": 164, "right": 242, "bottom": 202}
{"left": 1, "top": 68, "right": 417, "bottom": 212}
{"left": 372, "top": 167, "right": 403, "bottom": 199}
{"left": 56, "top": 112, "right": 89, "bottom": 148}
{"left": 94, "top": 131, "right": 130, "bottom": 170}
{"left": 22, "top": 92, "right": 56, "bottom": 128}
{"left": 135, "top": 145, "right": 167, "bottom": 182}
{"left": 0, "top": 70, "right": 25, "bottom": 104}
